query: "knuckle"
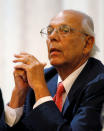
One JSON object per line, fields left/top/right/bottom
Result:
{"left": 34, "top": 62, "right": 40, "bottom": 67}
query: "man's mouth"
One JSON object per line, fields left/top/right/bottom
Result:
{"left": 50, "top": 48, "right": 61, "bottom": 55}
{"left": 50, "top": 48, "right": 61, "bottom": 53}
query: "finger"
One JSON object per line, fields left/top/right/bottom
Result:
{"left": 14, "top": 54, "right": 30, "bottom": 64}
{"left": 13, "top": 58, "right": 25, "bottom": 63}
{"left": 14, "top": 54, "right": 24, "bottom": 58}
{"left": 14, "top": 69, "right": 28, "bottom": 82}
{"left": 14, "top": 64, "right": 28, "bottom": 71}
{"left": 14, "top": 69, "right": 26, "bottom": 75}
{"left": 20, "top": 52, "right": 30, "bottom": 55}
{"left": 20, "top": 52, "right": 38, "bottom": 61}
{"left": 22, "top": 74, "right": 28, "bottom": 83}
{"left": 14, "top": 75, "right": 29, "bottom": 89}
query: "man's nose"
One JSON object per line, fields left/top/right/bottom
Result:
{"left": 48, "top": 29, "right": 60, "bottom": 42}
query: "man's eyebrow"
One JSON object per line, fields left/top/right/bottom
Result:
{"left": 48, "top": 24, "right": 69, "bottom": 27}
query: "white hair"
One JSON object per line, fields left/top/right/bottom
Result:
{"left": 81, "top": 15, "right": 99, "bottom": 56}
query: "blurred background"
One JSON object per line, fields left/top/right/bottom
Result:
{"left": 0, "top": 0, "right": 104, "bottom": 104}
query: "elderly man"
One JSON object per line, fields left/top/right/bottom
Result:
{"left": 0, "top": 10, "right": 104, "bottom": 131}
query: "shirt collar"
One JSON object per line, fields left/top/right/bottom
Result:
{"left": 58, "top": 61, "right": 88, "bottom": 95}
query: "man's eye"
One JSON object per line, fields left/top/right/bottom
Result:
{"left": 59, "top": 26, "right": 70, "bottom": 33}
{"left": 47, "top": 27, "right": 53, "bottom": 34}
{"left": 63, "top": 28, "right": 69, "bottom": 32}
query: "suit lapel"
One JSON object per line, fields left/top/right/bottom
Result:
{"left": 62, "top": 58, "right": 97, "bottom": 116}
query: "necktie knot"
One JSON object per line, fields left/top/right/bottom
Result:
{"left": 57, "top": 82, "right": 65, "bottom": 96}
{"left": 53, "top": 82, "right": 65, "bottom": 112}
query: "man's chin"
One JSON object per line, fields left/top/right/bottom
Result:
{"left": 50, "top": 60, "right": 63, "bottom": 67}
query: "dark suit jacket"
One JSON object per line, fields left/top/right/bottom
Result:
{"left": 0, "top": 57, "right": 104, "bottom": 131}
{"left": 0, "top": 89, "right": 4, "bottom": 119}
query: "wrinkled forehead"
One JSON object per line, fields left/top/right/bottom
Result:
{"left": 49, "top": 11, "right": 84, "bottom": 30}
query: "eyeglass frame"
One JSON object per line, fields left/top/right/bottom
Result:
{"left": 40, "top": 24, "right": 88, "bottom": 37}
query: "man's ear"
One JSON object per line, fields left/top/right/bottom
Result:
{"left": 83, "top": 36, "right": 95, "bottom": 55}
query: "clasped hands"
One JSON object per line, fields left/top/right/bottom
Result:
{"left": 9, "top": 52, "right": 51, "bottom": 108}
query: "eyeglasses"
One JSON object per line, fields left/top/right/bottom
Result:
{"left": 40, "top": 24, "right": 88, "bottom": 37}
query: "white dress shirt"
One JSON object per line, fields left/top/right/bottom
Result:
{"left": 5, "top": 62, "right": 87, "bottom": 127}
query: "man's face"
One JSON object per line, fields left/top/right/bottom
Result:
{"left": 46, "top": 11, "right": 87, "bottom": 67}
